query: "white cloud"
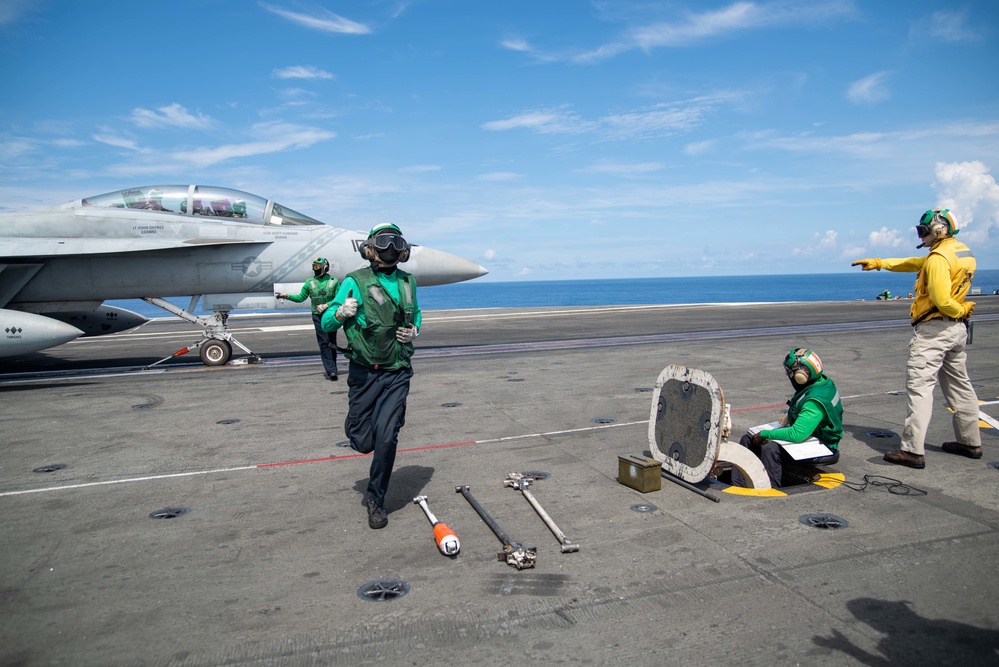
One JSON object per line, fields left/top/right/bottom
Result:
{"left": 169, "top": 123, "right": 335, "bottom": 167}
{"left": 500, "top": 37, "right": 531, "bottom": 52}
{"left": 398, "top": 165, "right": 441, "bottom": 174}
{"left": 131, "top": 103, "right": 213, "bottom": 130}
{"left": 847, "top": 71, "right": 891, "bottom": 106}
{"left": 868, "top": 226, "right": 906, "bottom": 249}
{"left": 478, "top": 172, "right": 523, "bottom": 181}
{"left": 259, "top": 2, "right": 371, "bottom": 34}
{"left": 931, "top": 161, "right": 999, "bottom": 243}
{"left": 484, "top": 96, "right": 734, "bottom": 139}
{"left": 546, "top": 1, "right": 858, "bottom": 64}
{"left": 685, "top": 140, "right": 715, "bottom": 156}
{"left": 580, "top": 162, "right": 666, "bottom": 175}
{"left": 0, "top": 0, "right": 39, "bottom": 27}
{"left": 272, "top": 65, "right": 334, "bottom": 80}
{"left": 482, "top": 108, "right": 596, "bottom": 134}
{"left": 92, "top": 129, "right": 146, "bottom": 152}
{"left": 927, "top": 9, "right": 983, "bottom": 43}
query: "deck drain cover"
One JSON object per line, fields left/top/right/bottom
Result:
{"left": 630, "top": 503, "right": 657, "bottom": 513}
{"left": 988, "top": 462, "right": 999, "bottom": 471}
{"left": 866, "top": 430, "right": 898, "bottom": 439}
{"left": 335, "top": 440, "right": 351, "bottom": 448}
{"left": 507, "top": 378, "right": 525, "bottom": 382}
{"left": 357, "top": 578, "right": 410, "bottom": 602}
{"left": 799, "top": 513, "right": 848, "bottom": 529}
{"left": 150, "top": 506, "right": 191, "bottom": 519}
{"left": 441, "top": 402, "right": 462, "bottom": 408}
{"left": 216, "top": 419, "right": 240, "bottom": 425}
{"left": 33, "top": 464, "right": 68, "bottom": 473}
{"left": 520, "top": 471, "right": 550, "bottom": 480}
{"left": 592, "top": 417, "right": 616, "bottom": 424}
{"left": 886, "top": 391, "right": 905, "bottom": 396}
{"left": 634, "top": 387, "right": 653, "bottom": 393}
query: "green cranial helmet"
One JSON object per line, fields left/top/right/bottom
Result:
{"left": 783, "top": 348, "right": 823, "bottom": 384}
{"left": 368, "top": 222, "right": 403, "bottom": 238}
{"left": 312, "top": 257, "right": 329, "bottom": 276}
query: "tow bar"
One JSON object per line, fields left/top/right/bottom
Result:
{"left": 456, "top": 485, "right": 536, "bottom": 570}
{"left": 504, "top": 473, "right": 579, "bottom": 553}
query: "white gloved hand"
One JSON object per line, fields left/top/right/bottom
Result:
{"left": 336, "top": 297, "right": 358, "bottom": 320}
{"left": 396, "top": 325, "right": 417, "bottom": 343}
{"left": 316, "top": 303, "right": 328, "bottom": 314}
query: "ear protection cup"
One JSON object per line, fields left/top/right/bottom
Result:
{"left": 938, "top": 209, "right": 958, "bottom": 235}
{"left": 398, "top": 246, "right": 410, "bottom": 263}
{"left": 793, "top": 366, "right": 810, "bottom": 385}
{"left": 359, "top": 242, "right": 378, "bottom": 261}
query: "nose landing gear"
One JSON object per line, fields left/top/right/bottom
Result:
{"left": 142, "top": 297, "right": 259, "bottom": 368}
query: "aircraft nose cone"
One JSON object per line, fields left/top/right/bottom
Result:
{"left": 403, "top": 246, "right": 488, "bottom": 286}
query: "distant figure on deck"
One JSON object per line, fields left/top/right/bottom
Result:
{"left": 731, "top": 348, "right": 843, "bottom": 488}
{"left": 276, "top": 257, "right": 340, "bottom": 381}
{"left": 852, "top": 208, "right": 981, "bottom": 469}
{"left": 877, "top": 289, "right": 892, "bottom": 300}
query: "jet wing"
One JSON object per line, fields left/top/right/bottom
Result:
{"left": 0, "top": 237, "right": 269, "bottom": 258}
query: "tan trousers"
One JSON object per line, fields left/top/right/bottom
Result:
{"left": 902, "top": 318, "right": 982, "bottom": 455}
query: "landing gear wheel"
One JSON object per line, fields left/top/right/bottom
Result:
{"left": 200, "top": 339, "right": 232, "bottom": 366}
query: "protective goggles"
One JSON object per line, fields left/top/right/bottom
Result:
{"left": 915, "top": 209, "right": 949, "bottom": 237}
{"left": 311, "top": 260, "right": 327, "bottom": 271}
{"left": 369, "top": 233, "right": 408, "bottom": 251}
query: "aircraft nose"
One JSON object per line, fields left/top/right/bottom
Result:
{"left": 403, "top": 246, "right": 488, "bottom": 286}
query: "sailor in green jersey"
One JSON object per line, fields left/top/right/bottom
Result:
{"left": 321, "top": 223, "right": 421, "bottom": 529}
{"left": 731, "top": 348, "right": 843, "bottom": 488}
{"left": 276, "top": 257, "right": 340, "bottom": 380}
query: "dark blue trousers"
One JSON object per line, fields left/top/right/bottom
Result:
{"left": 345, "top": 362, "right": 413, "bottom": 507}
{"left": 730, "top": 433, "right": 783, "bottom": 488}
{"left": 311, "top": 312, "right": 338, "bottom": 376}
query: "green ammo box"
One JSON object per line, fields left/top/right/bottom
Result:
{"left": 617, "top": 454, "right": 662, "bottom": 493}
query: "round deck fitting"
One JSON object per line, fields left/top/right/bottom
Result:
{"left": 987, "top": 462, "right": 999, "bottom": 471}
{"left": 630, "top": 503, "right": 657, "bottom": 513}
{"left": 441, "top": 402, "right": 462, "bottom": 408}
{"left": 335, "top": 440, "right": 351, "bottom": 448}
{"left": 216, "top": 419, "right": 240, "bottom": 425}
{"left": 865, "top": 430, "right": 898, "bottom": 438}
{"left": 799, "top": 513, "right": 848, "bottom": 529}
{"left": 149, "top": 507, "right": 191, "bottom": 519}
{"left": 33, "top": 464, "right": 67, "bottom": 473}
{"left": 520, "top": 471, "right": 551, "bottom": 481}
{"left": 357, "top": 578, "right": 410, "bottom": 602}
{"left": 592, "top": 417, "right": 616, "bottom": 424}
{"left": 634, "top": 387, "right": 653, "bottom": 393}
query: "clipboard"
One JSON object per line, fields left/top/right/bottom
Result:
{"left": 749, "top": 421, "right": 834, "bottom": 461}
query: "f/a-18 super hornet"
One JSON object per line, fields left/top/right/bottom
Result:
{"left": 0, "top": 184, "right": 487, "bottom": 365}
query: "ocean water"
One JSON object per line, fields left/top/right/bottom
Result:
{"left": 110, "top": 269, "right": 999, "bottom": 318}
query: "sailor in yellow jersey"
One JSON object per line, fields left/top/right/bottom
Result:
{"left": 852, "top": 208, "right": 981, "bottom": 468}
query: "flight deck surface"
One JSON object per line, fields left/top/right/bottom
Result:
{"left": 1, "top": 298, "right": 998, "bottom": 665}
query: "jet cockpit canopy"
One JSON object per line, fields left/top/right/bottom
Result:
{"left": 80, "top": 185, "right": 322, "bottom": 226}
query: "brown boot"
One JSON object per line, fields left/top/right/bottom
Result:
{"left": 941, "top": 441, "right": 983, "bottom": 459}
{"left": 884, "top": 449, "right": 925, "bottom": 469}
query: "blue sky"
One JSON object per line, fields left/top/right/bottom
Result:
{"left": 1, "top": 1, "right": 997, "bottom": 282}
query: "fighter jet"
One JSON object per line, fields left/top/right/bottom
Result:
{"left": 0, "top": 184, "right": 487, "bottom": 365}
